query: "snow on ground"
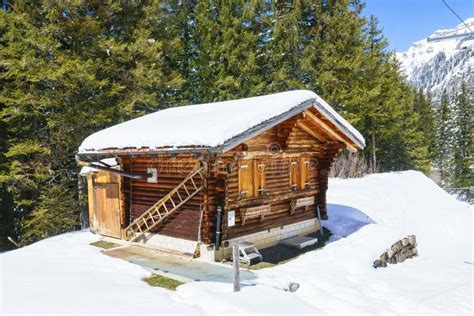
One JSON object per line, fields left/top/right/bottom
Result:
{"left": 1, "top": 171, "right": 472, "bottom": 315}
{"left": 0, "top": 231, "right": 202, "bottom": 315}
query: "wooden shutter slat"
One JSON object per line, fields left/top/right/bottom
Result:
{"left": 300, "top": 156, "right": 309, "bottom": 189}
{"left": 254, "top": 160, "right": 266, "bottom": 196}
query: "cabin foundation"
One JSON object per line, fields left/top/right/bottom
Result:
{"left": 214, "top": 218, "right": 320, "bottom": 261}
{"left": 136, "top": 233, "right": 199, "bottom": 256}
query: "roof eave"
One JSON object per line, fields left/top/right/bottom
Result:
{"left": 312, "top": 100, "right": 365, "bottom": 150}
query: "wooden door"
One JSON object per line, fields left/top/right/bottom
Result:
{"left": 93, "top": 183, "right": 121, "bottom": 238}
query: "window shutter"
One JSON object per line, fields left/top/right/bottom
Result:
{"left": 290, "top": 158, "right": 300, "bottom": 191}
{"left": 300, "top": 156, "right": 310, "bottom": 189}
{"left": 239, "top": 160, "right": 254, "bottom": 198}
{"left": 254, "top": 160, "right": 266, "bottom": 196}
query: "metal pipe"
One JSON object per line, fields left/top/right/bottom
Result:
{"left": 77, "top": 160, "right": 147, "bottom": 179}
{"left": 316, "top": 205, "right": 324, "bottom": 236}
{"left": 215, "top": 206, "right": 223, "bottom": 250}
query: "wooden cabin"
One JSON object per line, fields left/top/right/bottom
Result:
{"left": 77, "top": 90, "right": 365, "bottom": 261}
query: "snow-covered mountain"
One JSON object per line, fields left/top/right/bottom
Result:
{"left": 396, "top": 18, "right": 474, "bottom": 103}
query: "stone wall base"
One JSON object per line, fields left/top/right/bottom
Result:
{"left": 137, "top": 233, "right": 198, "bottom": 255}
{"left": 124, "top": 218, "right": 319, "bottom": 262}
{"left": 213, "top": 218, "right": 320, "bottom": 261}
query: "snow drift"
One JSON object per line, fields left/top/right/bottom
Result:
{"left": 1, "top": 171, "right": 472, "bottom": 315}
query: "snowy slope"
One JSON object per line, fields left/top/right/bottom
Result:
{"left": 396, "top": 18, "right": 474, "bottom": 102}
{"left": 1, "top": 171, "right": 472, "bottom": 315}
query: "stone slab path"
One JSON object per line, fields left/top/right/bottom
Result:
{"left": 103, "top": 245, "right": 256, "bottom": 283}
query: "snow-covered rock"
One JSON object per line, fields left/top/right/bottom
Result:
{"left": 1, "top": 171, "right": 472, "bottom": 314}
{"left": 396, "top": 18, "right": 474, "bottom": 103}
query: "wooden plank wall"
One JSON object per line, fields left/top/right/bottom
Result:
{"left": 217, "top": 121, "right": 342, "bottom": 242}
{"left": 121, "top": 154, "right": 205, "bottom": 241}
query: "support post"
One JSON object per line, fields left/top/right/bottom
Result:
{"left": 233, "top": 245, "right": 240, "bottom": 292}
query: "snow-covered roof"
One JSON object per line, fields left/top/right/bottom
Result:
{"left": 78, "top": 90, "right": 365, "bottom": 154}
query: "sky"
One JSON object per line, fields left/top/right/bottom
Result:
{"left": 363, "top": 0, "right": 474, "bottom": 52}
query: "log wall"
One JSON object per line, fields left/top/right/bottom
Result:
{"left": 215, "top": 121, "right": 342, "bottom": 243}
{"left": 121, "top": 154, "right": 205, "bottom": 241}
{"left": 116, "top": 112, "right": 344, "bottom": 246}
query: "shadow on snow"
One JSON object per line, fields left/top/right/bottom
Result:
{"left": 323, "top": 204, "right": 375, "bottom": 242}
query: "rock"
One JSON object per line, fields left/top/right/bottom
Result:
{"left": 373, "top": 235, "right": 418, "bottom": 268}
{"left": 391, "top": 241, "right": 402, "bottom": 252}
{"left": 401, "top": 237, "right": 409, "bottom": 246}
{"left": 387, "top": 249, "right": 395, "bottom": 258}
{"left": 288, "top": 282, "right": 300, "bottom": 292}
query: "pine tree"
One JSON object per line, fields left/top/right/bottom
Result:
{"left": 413, "top": 88, "right": 436, "bottom": 160}
{"left": 261, "top": 0, "right": 305, "bottom": 92}
{"left": 0, "top": 2, "right": 179, "bottom": 246}
{"left": 190, "top": 0, "right": 263, "bottom": 103}
{"left": 351, "top": 15, "right": 389, "bottom": 171}
{"left": 152, "top": 0, "right": 195, "bottom": 105}
{"left": 452, "top": 80, "right": 473, "bottom": 190}
{"left": 300, "top": 0, "right": 366, "bottom": 104}
{"left": 434, "top": 92, "right": 454, "bottom": 183}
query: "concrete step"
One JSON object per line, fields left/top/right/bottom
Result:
{"left": 281, "top": 236, "right": 318, "bottom": 249}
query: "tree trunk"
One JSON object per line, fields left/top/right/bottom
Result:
{"left": 78, "top": 172, "right": 89, "bottom": 229}
{"left": 371, "top": 127, "right": 377, "bottom": 173}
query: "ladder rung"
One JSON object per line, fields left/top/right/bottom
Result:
{"left": 170, "top": 196, "right": 176, "bottom": 208}
{"left": 176, "top": 190, "right": 183, "bottom": 202}
{"left": 190, "top": 177, "right": 197, "bottom": 189}
{"left": 162, "top": 202, "right": 168, "bottom": 213}
{"left": 183, "top": 184, "right": 190, "bottom": 196}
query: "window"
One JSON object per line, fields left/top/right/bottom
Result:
{"left": 289, "top": 156, "right": 310, "bottom": 191}
{"left": 238, "top": 159, "right": 266, "bottom": 198}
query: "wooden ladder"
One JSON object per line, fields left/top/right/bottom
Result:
{"left": 124, "top": 163, "right": 204, "bottom": 243}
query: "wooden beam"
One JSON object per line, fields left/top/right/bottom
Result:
{"left": 296, "top": 121, "right": 326, "bottom": 142}
{"left": 304, "top": 110, "right": 358, "bottom": 152}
